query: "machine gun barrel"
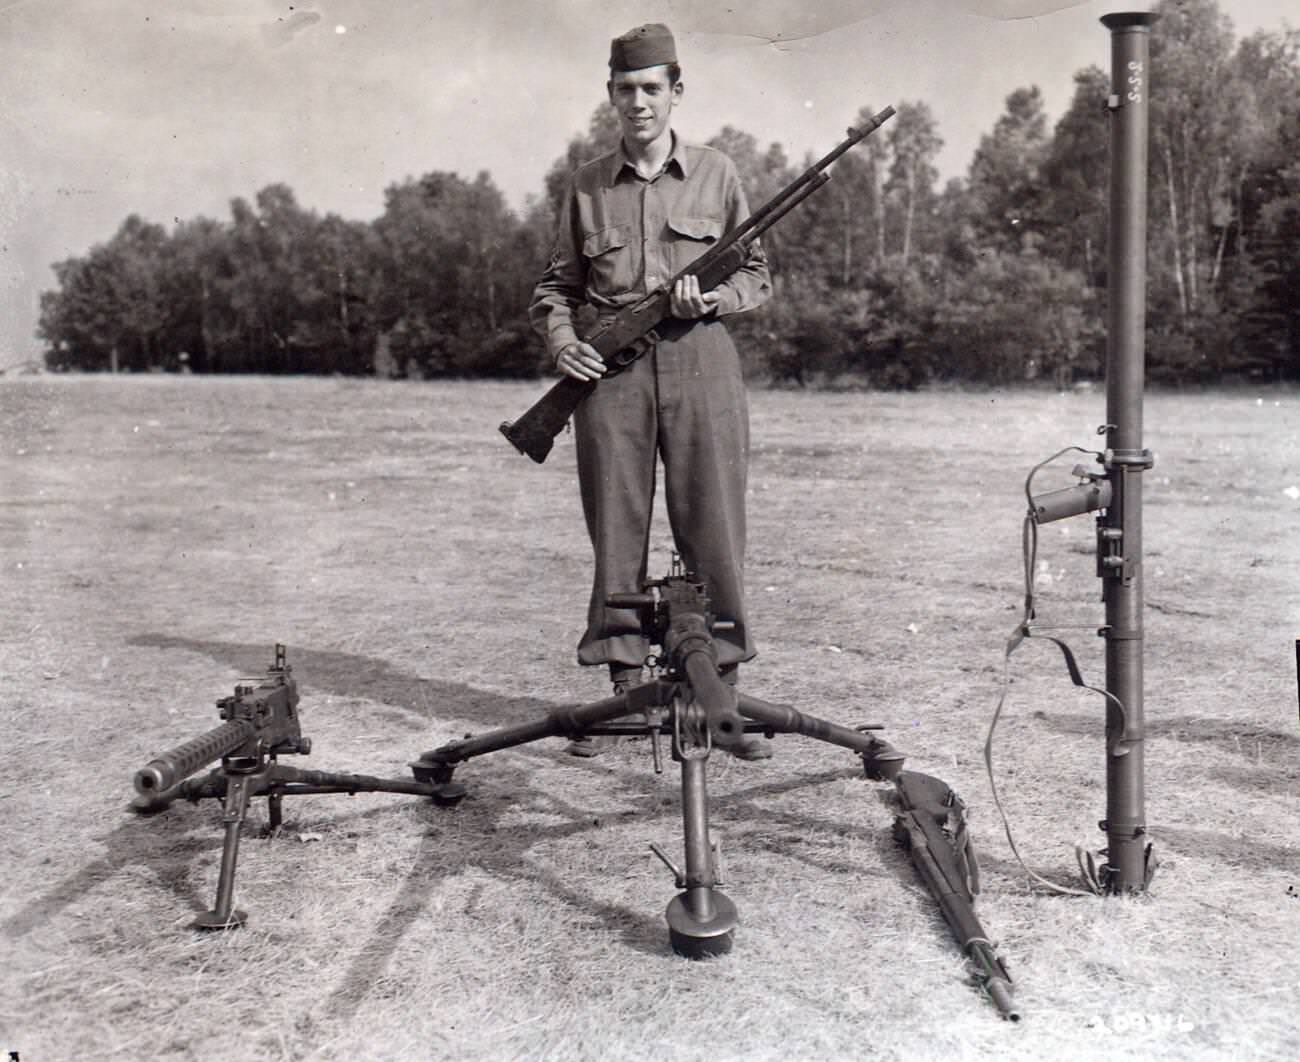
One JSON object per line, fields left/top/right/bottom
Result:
{"left": 134, "top": 719, "right": 257, "bottom": 795}
{"left": 679, "top": 642, "right": 746, "bottom": 748}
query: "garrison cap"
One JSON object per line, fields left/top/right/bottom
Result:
{"left": 609, "top": 23, "right": 677, "bottom": 71}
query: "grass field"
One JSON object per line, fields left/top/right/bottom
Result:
{"left": 1, "top": 375, "right": 1297, "bottom": 1062}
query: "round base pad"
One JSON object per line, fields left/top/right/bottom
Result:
{"left": 666, "top": 890, "right": 737, "bottom": 959}
{"left": 193, "top": 908, "right": 246, "bottom": 930}
{"left": 432, "top": 783, "right": 467, "bottom": 807}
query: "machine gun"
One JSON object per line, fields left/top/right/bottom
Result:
{"left": 893, "top": 771, "right": 1019, "bottom": 1021}
{"left": 134, "top": 643, "right": 309, "bottom": 798}
{"left": 499, "top": 106, "right": 896, "bottom": 464}
{"left": 133, "top": 645, "right": 448, "bottom": 929}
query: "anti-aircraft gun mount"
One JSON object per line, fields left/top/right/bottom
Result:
{"left": 407, "top": 560, "right": 1016, "bottom": 1016}
{"left": 132, "top": 645, "right": 452, "bottom": 929}
{"left": 411, "top": 558, "right": 908, "bottom": 958}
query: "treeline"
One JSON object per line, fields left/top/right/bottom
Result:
{"left": 38, "top": 0, "right": 1300, "bottom": 385}
{"left": 38, "top": 175, "right": 547, "bottom": 379}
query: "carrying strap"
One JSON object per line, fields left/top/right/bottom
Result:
{"left": 982, "top": 449, "right": 1131, "bottom": 897}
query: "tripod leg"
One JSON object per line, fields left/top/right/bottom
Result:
{"left": 736, "top": 693, "right": 905, "bottom": 780}
{"left": 263, "top": 765, "right": 467, "bottom": 807}
{"left": 411, "top": 683, "right": 670, "bottom": 789}
{"left": 194, "top": 773, "right": 254, "bottom": 929}
{"left": 665, "top": 756, "right": 737, "bottom": 958}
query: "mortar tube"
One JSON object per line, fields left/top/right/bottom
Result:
{"left": 1100, "top": 10, "right": 1157, "bottom": 893}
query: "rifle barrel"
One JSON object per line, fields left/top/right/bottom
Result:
{"left": 737, "top": 171, "right": 831, "bottom": 245}
{"left": 756, "top": 106, "right": 893, "bottom": 223}
{"left": 691, "top": 106, "right": 895, "bottom": 274}
{"left": 970, "top": 941, "right": 1021, "bottom": 1021}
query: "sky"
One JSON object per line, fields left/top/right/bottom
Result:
{"left": 1, "top": 0, "right": 1295, "bottom": 367}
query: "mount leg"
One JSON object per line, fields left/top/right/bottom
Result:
{"left": 194, "top": 772, "right": 254, "bottom": 929}
{"left": 410, "top": 684, "right": 669, "bottom": 793}
{"left": 736, "top": 693, "right": 905, "bottom": 779}
{"left": 665, "top": 756, "right": 736, "bottom": 958}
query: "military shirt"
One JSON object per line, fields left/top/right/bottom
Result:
{"left": 529, "top": 135, "right": 772, "bottom": 360}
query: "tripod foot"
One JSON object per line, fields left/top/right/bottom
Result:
{"left": 430, "top": 782, "right": 467, "bottom": 807}
{"left": 130, "top": 794, "right": 174, "bottom": 815}
{"left": 666, "top": 891, "right": 737, "bottom": 959}
{"left": 410, "top": 754, "right": 459, "bottom": 787}
{"left": 193, "top": 908, "right": 246, "bottom": 930}
{"left": 860, "top": 737, "right": 906, "bottom": 781}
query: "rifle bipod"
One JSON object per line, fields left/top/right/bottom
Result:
{"left": 410, "top": 672, "right": 905, "bottom": 958}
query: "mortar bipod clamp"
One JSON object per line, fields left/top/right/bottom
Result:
{"left": 1102, "top": 447, "right": 1155, "bottom": 470}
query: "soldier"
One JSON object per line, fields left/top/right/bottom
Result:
{"left": 530, "top": 23, "right": 772, "bottom": 757}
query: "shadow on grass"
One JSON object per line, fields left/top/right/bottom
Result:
{"left": 2, "top": 807, "right": 214, "bottom": 938}
{"left": 1207, "top": 760, "right": 1300, "bottom": 793}
{"left": 708, "top": 767, "right": 902, "bottom": 880}
{"left": 1, "top": 790, "right": 427, "bottom": 940}
{"left": 320, "top": 760, "right": 924, "bottom": 1023}
{"left": 320, "top": 771, "right": 682, "bottom": 1024}
{"left": 126, "top": 633, "right": 561, "bottom": 730}
{"left": 1034, "top": 709, "right": 1300, "bottom": 755}
{"left": 1154, "top": 825, "right": 1300, "bottom": 873}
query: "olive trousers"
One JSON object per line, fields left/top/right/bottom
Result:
{"left": 573, "top": 317, "right": 754, "bottom": 671}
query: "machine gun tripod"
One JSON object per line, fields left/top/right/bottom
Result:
{"left": 411, "top": 559, "right": 905, "bottom": 958}
{"left": 133, "top": 644, "right": 452, "bottom": 929}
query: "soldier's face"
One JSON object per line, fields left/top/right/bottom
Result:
{"left": 608, "top": 66, "right": 681, "bottom": 148}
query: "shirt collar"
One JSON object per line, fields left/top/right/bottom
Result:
{"left": 610, "top": 132, "right": 690, "bottom": 185}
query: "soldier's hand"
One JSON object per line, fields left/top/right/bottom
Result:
{"left": 670, "top": 275, "right": 720, "bottom": 319}
{"left": 556, "top": 341, "right": 606, "bottom": 381}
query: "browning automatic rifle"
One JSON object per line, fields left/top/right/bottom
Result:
{"left": 893, "top": 771, "right": 1020, "bottom": 1021}
{"left": 500, "top": 105, "right": 897, "bottom": 463}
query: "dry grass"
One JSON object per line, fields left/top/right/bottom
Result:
{"left": 1, "top": 375, "right": 1297, "bottom": 1061}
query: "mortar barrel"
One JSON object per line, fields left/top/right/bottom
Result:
{"left": 1099, "top": 9, "right": 1157, "bottom": 893}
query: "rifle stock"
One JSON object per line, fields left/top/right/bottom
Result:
{"left": 499, "top": 377, "right": 593, "bottom": 463}
{"left": 501, "top": 106, "right": 896, "bottom": 463}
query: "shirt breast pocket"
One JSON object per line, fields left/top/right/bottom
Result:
{"left": 666, "top": 215, "right": 723, "bottom": 274}
{"left": 582, "top": 225, "right": 634, "bottom": 295}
